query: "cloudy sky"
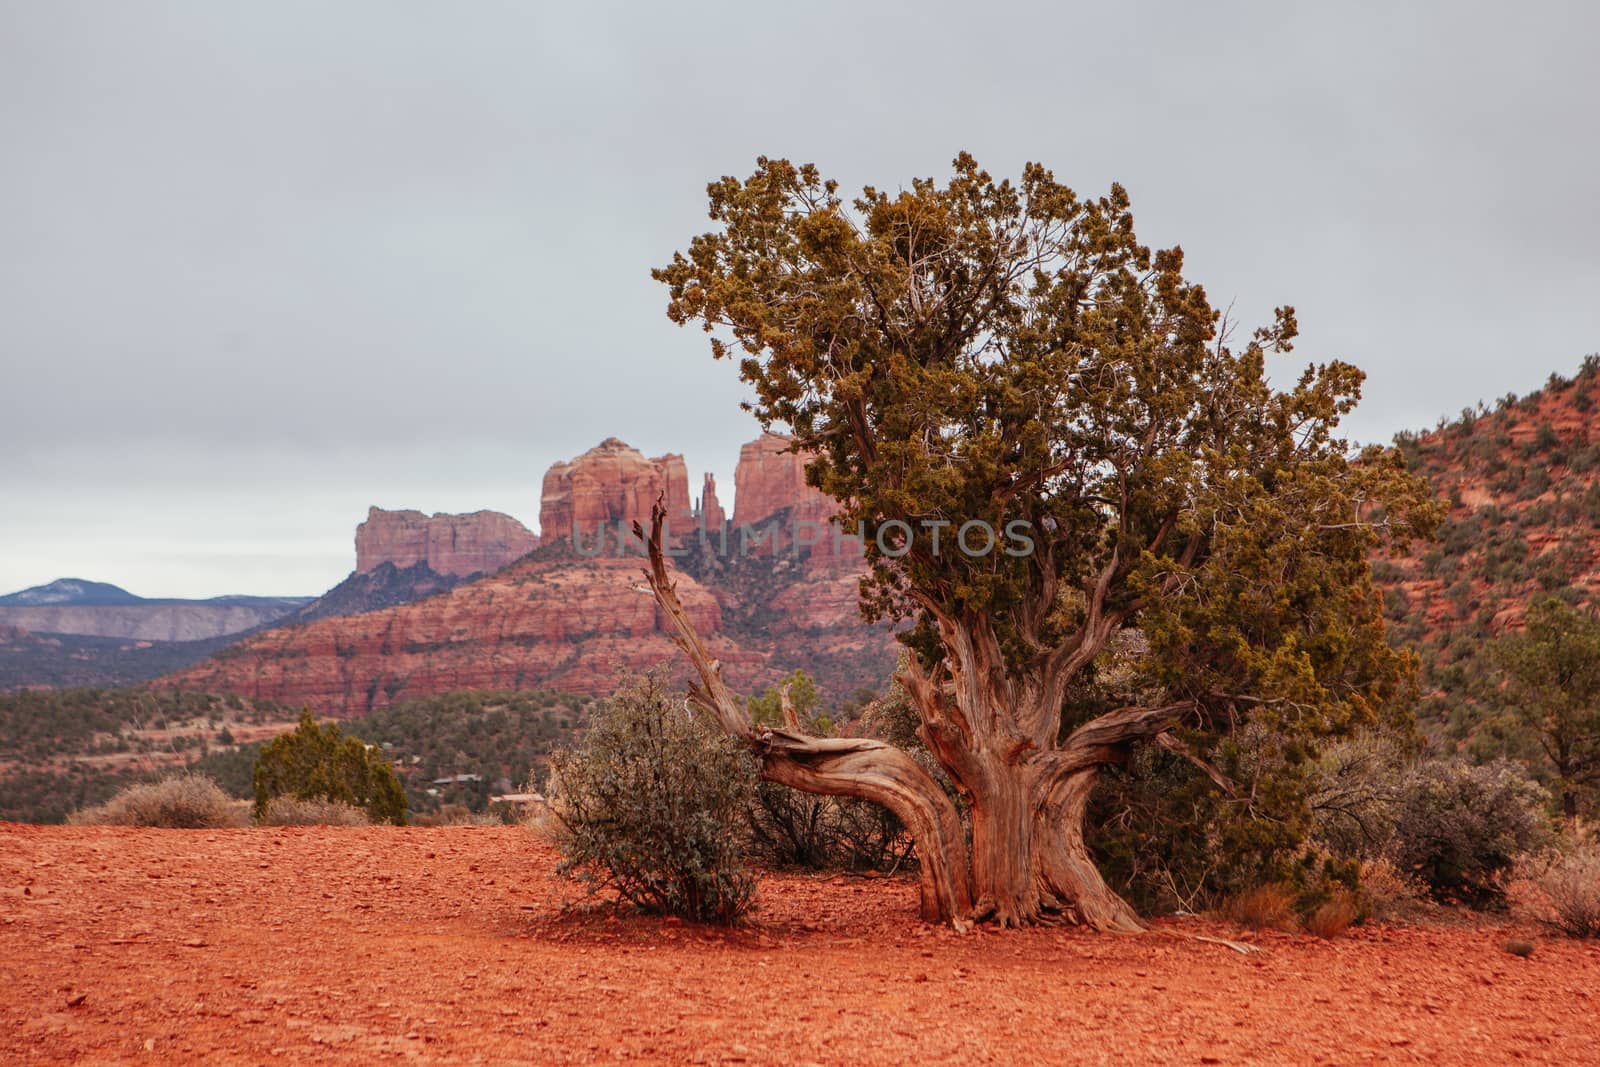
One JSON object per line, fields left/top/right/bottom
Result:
{"left": 3, "top": 1, "right": 1597, "bottom": 599}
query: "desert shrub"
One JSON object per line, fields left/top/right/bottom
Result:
{"left": 745, "top": 782, "right": 910, "bottom": 872}
{"left": 747, "top": 781, "right": 837, "bottom": 868}
{"left": 519, "top": 790, "right": 558, "bottom": 842}
{"left": 411, "top": 803, "right": 505, "bottom": 826}
{"left": 252, "top": 711, "right": 407, "bottom": 825}
{"left": 258, "top": 795, "right": 370, "bottom": 826}
{"left": 1218, "top": 883, "right": 1299, "bottom": 932}
{"left": 1307, "top": 734, "right": 1410, "bottom": 861}
{"left": 1357, "top": 857, "right": 1427, "bottom": 922}
{"left": 1092, "top": 721, "right": 1365, "bottom": 916}
{"left": 1504, "top": 938, "right": 1536, "bottom": 957}
{"left": 550, "top": 672, "right": 758, "bottom": 923}
{"left": 744, "top": 672, "right": 920, "bottom": 872}
{"left": 1304, "top": 892, "right": 1359, "bottom": 938}
{"left": 68, "top": 774, "right": 246, "bottom": 829}
{"left": 1509, "top": 837, "right": 1600, "bottom": 938}
{"left": 1388, "top": 758, "right": 1550, "bottom": 907}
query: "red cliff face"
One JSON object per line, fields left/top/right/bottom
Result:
{"left": 732, "top": 433, "right": 861, "bottom": 566}
{"left": 733, "top": 433, "right": 822, "bottom": 527}
{"left": 539, "top": 439, "right": 697, "bottom": 545}
{"left": 355, "top": 508, "right": 538, "bottom": 579}
{"left": 164, "top": 557, "right": 761, "bottom": 715}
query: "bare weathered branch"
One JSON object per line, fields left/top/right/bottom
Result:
{"left": 635, "top": 501, "right": 973, "bottom": 924}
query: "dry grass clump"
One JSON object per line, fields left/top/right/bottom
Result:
{"left": 258, "top": 796, "right": 370, "bottom": 826}
{"left": 520, "top": 795, "right": 558, "bottom": 843}
{"left": 1304, "top": 892, "right": 1359, "bottom": 939}
{"left": 1508, "top": 838, "right": 1600, "bottom": 938}
{"left": 1358, "top": 856, "right": 1427, "bottom": 922}
{"left": 1218, "top": 884, "right": 1300, "bottom": 932}
{"left": 68, "top": 775, "right": 246, "bottom": 829}
{"left": 1504, "top": 938, "right": 1537, "bottom": 957}
{"left": 411, "top": 804, "right": 505, "bottom": 827}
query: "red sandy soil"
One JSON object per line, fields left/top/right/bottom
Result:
{"left": 2, "top": 826, "right": 1595, "bottom": 1066}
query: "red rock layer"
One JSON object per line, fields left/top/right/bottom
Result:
{"left": 163, "top": 557, "right": 767, "bottom": 715}
{"left": 355, "top": 508, "right": 537, "bottom": 578}
{"left": 163, "top": 432, "right": 892, "bottom": 714}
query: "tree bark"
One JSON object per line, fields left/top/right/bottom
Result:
{"left": 636, "top": 503, "right": 1190, "bottom": 931}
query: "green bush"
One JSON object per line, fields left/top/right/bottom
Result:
{"left": 1389, "top": 759, "right": 1550, "bottom": 906}
{"left": 550, "top": 672, "right": 757, "bottom": 923}
{"left": 252, "top": 711, "right": 407, "bottom": 825}
{"left": 68, "top": 774, "right": 246, "bottom": 828}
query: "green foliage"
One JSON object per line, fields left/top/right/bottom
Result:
{"left": 1091, "top": 724, "right": 1365, "bottom": 914}
{"left": 68, "top": 774, "right": 246, "bottom": 829}
{"left": 1375, "top": 355, "right": 1600, "bottom": 757}
{"left": 1491, "top": 597, "right": 1600, "bottom": 816}
{"left": 1299, "top": 742, "right": 1549, "bottom": 910}
{"left": 0, "top": 687, "right": 286, "bottom": 764}
{"left": 747, "top": 670, "right": 826, "bottom": 732}
{"left": 0, "top": 687, "right": 289, "bottom": 823}
{"left": 252, "top": 711, "right": 408, "bottom": 825}
{"left": 551, "top": 672, "right": 758, "bottom": 923}
{"left": 349, "top": 689, "right": 592, "bottom": 814}
{"left": 658, "top": 153, "right": 1437, "bottom": 921}
{"left": 0, "top": 765, "right": 142, "bottom": 824}
{"left": 657, "top": 153, "right": 1435, "bottom": 668}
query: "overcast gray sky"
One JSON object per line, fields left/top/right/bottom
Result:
{"left": 3, "top": 1, "right": 1597, "bottom": 599}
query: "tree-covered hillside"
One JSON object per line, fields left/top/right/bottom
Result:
{"left": 1380, "top": 355, "right": 1600, "bottom": 755}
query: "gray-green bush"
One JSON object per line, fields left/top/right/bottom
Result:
{"left": 1389, "top": 758, "right": 1550, "bottom": 906}
{"left": 550, "top": 672, "right": 758, "bottom": 923}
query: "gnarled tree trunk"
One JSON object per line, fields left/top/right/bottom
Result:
{"left": 637, "top": 506, "right": 1196, "bottom": 930}
{"left": 635, "top": 509, "right": 972, "bottom": 924}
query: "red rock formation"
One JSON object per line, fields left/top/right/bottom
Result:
{"left": 699, "top": 473, "right": 726, "bottom": 531}
{"left": 161, "top": 431, "right": 898, "bottom": 715}
{"left": 163, "top": 557, "right": 766, "bottom": 715}
{"left": 355, "top": 508, "right": 538, "bottom": 579}
{"left": 654, "top": 453, "right": 697, "bottom": 538}
{"left": 732, "top": 433, "right": 861, "bottom": 565}
{"left": 733, "top": 433, "right": 818, "bottom": 526}
{"left": 539, "top": 439, "right": 697, "bottom": 546}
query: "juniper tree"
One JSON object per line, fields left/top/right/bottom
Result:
{"left": 646, "top": 154, "right": 1437, "bottom": 929}
{"left": 252, "top": 711, "right": 407, "bottom": 825}
{"left": 1493, "top": 597, "right": 1600, "bottom": 817}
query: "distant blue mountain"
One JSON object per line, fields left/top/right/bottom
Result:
{"left": 0, "top": 579, "right": 144, "bottom": 606}
{"left": 0, "top": 578, "right": 311, "bottom": 610}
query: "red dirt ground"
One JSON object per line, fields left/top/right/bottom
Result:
{"left": 2, "top": 825, "right": 1595, "bottom": 1065}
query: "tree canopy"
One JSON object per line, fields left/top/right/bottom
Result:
{"left": 1493, "top": 597, "right": 1600, "bottom": 816}
{"left": 650, "top": 154, "right": 1438, "bottom": 928}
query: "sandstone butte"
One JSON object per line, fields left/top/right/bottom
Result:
{"left": 354, "top": 507, "right": 539, "bottom": 579}
{"left": 539, "top": 437, "right": 697, "bottom": 546}
{"left": 162, "top": 434, "right": 893, "bottom": 715}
